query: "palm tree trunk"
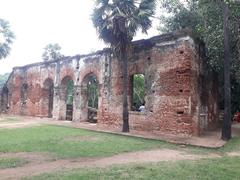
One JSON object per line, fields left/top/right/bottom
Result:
{"left": 222, "top": 1, "right": 232, "bottom": 141}
{"left": 121, "top": 43, "right": 129, "bottom": 132}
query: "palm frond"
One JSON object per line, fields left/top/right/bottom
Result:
{"left": 91, "top": 0, "right": 156, "bottom": 46}
{"left": 137, "top": 0, "right": 156, "bottom": 33}
{"left": 0, "top": 19, "right": 14, "bottom": 59}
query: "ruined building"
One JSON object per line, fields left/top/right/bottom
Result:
{"left": 0, "top": 31, "right": 219, "bottom": 136}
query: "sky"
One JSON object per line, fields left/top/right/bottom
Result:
{"left": 0, "top": 0, "right": 160, "bottom": 74}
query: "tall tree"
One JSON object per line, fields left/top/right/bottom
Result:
{"left": 0, "top": 19, "right": 14, "bottom": 60}
{"left": 42, "top": 43, "right": 63, "bottom": 62}
{"left": 92, "top": 0, "right": 156, "bottom": 132}
{"left": 222, "top": 1, "right": 231, "bottom": 140}
{"left": 160, "top": 0, "right": 240, "bottom": 140}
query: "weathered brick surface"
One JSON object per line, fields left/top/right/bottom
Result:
{"left": 0, "top": 31, "right": 219, "bottom": 136}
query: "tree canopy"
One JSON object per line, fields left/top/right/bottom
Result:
{"left": 92, "top": 0, "right": 156, "bottom": 52}
{"left": 160, "top": 0, "right": 240, "bottom": 140}
{"left": 159, "top": 0, "right": 240, "bottom": 73}
{"left": 0, "top": 19, "right": 14, "bottom": 60}
{"left": 42, "top": 43, "right": 63, "bottom": 62}
{"left": 159, "top": 0, "right": 240, "bottom": 110}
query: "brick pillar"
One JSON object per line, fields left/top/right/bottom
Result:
{"left": 79, "top": 85, "right": 88, "bottom": 122}
{"left": 52, "top": 87, "right": 61, "bottom": 120}
{"left": 59, "top": 86, "right": 68, "bottom": 120}
{"left": 72, "top": 85, "right": 81, "bottom": 122}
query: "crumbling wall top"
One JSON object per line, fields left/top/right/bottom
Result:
{"left": 12, "top": 29, "right": 199, "bottom": 72}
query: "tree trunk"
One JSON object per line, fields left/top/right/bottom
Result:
{"left": 222, "top": 1, "right": 232, "bottom": 141}
{"left": 121, "top": 43, "right": 129, "bottom": 132}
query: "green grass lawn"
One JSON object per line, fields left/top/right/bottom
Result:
{"left": 0, "top": 157, "right": 28, "bottom": 169}
{"left": 25, "top": 156, "right": 240, "bottom": 180}
{"left": 0, "top": 125, "right": 178, "bottom": 159}
{"left": 0, "top": 124, "right": 239, "bottom": 179}
{"left": 0, "top": 124, "right": 239, "bottom": 159}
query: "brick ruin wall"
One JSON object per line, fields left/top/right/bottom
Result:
{"left": 0, "top": 32, "right": 219, "bottom": 136}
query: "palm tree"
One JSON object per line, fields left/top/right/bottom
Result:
{"left": 92, "top": 0, "right": 156, "bottom": 132}
{"left": 0, "top": 19, "right": 14, "bottom": 60}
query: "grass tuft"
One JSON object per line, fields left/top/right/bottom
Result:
{"left": 0, "top": 157, "right": 28, "bottom": 169}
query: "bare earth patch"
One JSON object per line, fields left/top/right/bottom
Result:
{"left": 226, "top": 151, "right": 240, "bottom": 157}
{"left": 0, "top": 149, "right": 239, "bottom": 180}
{"left": 0, "top": 152, "right": 53, "bottom": 164}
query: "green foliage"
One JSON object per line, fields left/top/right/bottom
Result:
{"left": 0, "top": 19, "right": 14, "bottom": 59}
{"left": 159, "top": 0, "right": 240, "bottom": 72}
{"left": 0, "top": 73, "right": 10, "bottom": 88}
{"left": 0, "top": 157, "right": 28, "bottom": 169}
{"left": 92, "top": 0, "right": 156, "bottom": 51}
{"left": 133, "top": 74, "right": 145, "bottom": 109}
{"left": 87, "top": 75, "right": 98, "bottom": 109}
{"left": 42, "top": 43, "right": 63, "bottom": 62}
{"left": 159, "top": 0, "right": 240, "bottom": 113}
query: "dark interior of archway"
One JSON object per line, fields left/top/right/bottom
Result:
{"left": 21, "top": 83, "right": 28, "bottom": 105}
{"left": 43, "top": 79, "right": 54, "bottom": 118}
{"left": 1, "top": 87, "right": 9, "bottom": 112}
{"left": 66, "top": 80, "right": 74, "bottom": 121}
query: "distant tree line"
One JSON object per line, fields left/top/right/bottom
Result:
{"left": 0, "top": 73, "right": 10, "bottom": 88}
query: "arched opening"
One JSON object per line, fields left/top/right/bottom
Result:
{"left": 61, "top": 76, "right": 74, "bottom": 120}
{"left": 130, "top": 74, "right": 145, "bottom": 112}
{"left": 21, "top": 83, "right": 28, "bottom": 106}
{"left": 1, "top": 86, "right": 9, "bottom": 113}
{"left": 42, "top": 78, "right": 54, "bottom": 118}
{"left": 81, "top": 73, "right": 99, "bottom": 123}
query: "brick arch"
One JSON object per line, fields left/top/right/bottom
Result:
{"left": 60, "top": 67, "right": 74, "bottom": 84}
{"left": 79, "top": 71, "right": 100, "bottom": 123}
{"left": 61, "top": 75, "right": 74, "bottom": 86}
{"left": 60, "top": 75, "right": 74, "bottom": 104}
{"left": 59, "top": 75, "right": 74, "bottom": 121}
{"left": 43, "top": 78, "right": 54, "bottom": 87}
{"left": 41, "top": 78, "right": 54, "bottom": 117}
{"left": 21, "top": 83, "right": 28, "bottom": 104}
{"left": 41, "top": 76, "right": 55, "bottom": 88}
{"left": 1, "top": 86, "right": 9, "bottom": 111}
{"left": 81, "top": 72, "right": 99, "bottom": 86}
{"left": 79, "top": 67, "right": 100, "bottom": 84}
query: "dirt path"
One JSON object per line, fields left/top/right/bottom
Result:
{"left": 0, "top": 152, "right": 53, "bottom": 164}
{"left": 0, "top": 116, "right": 239, "bottom": 179}
{"left": 1, "top": 149, "right": 239, "bottom": 180}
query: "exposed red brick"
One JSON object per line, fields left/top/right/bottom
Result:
{"left": 0, "top": 31, "right": 219, "bottom": 136}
